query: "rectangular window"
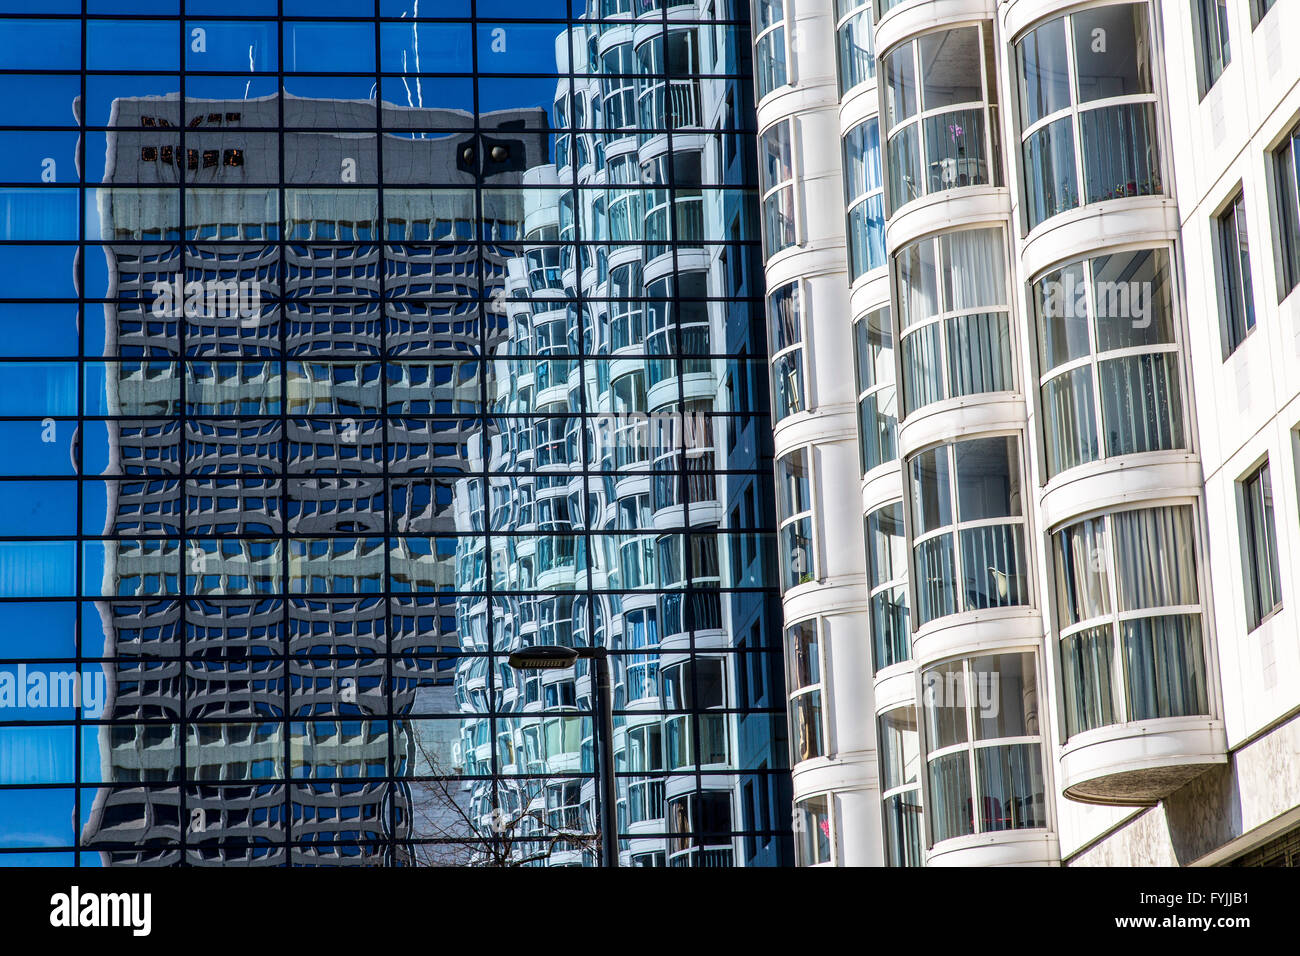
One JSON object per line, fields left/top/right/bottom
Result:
{"left": 1240, "top": 461, "right": 1283, "bottom": 629}
{"left": 1273, "top": 124, "right": 1300, "bottom": 300}
{"left": 1217, "top": 191, "right": 1256, "bottom": 355}
{"left": 1194, "top": 0, "right": 1231, "bottom": 96}
{"left": 1252, "top": 0, "right": 1277, "bottom": 29}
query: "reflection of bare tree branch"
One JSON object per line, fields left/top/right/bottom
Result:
{"left": 404, "top": 727, "right": 598, "bottom": 867}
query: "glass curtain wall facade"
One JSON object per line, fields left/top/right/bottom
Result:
{"left": 0, "top": 0, "right": 792, "bottom": 868}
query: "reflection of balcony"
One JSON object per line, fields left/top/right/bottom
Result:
{"left": 638, "top": 80, "right": 700, "bottom": 136}
{"left": 543, "top": 715, "right": 584, "bottom": 774}
{"left": 627, "top": 779, "right": 666, "bottom": 824}
{"left": 669, "top": 847, "right": 734, "bottom": 867}
{"left": 666, "top": 713, "right": 729, "bottom": 770}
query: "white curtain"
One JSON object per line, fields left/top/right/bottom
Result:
{"left": 1112, "top": 505, "right": 1198, "bottom": 610}
{"left": 944, "top": 227, "right": 1006, "bottom": 311}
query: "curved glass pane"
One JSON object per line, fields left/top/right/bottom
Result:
{"left": 854, "top": 307, "right": 892, "bottom": 393}
{"left": 923, "top": 108, "right": 988, "bottom": 193}
{"left": 960, "top": 524, "right": 1027, "bottom": 610}
{"left": 847, "top": 196, "right": 887, "bottom": 278}
{"left": 927, "top": 751, "right": 972, "bottom": 843}
{"left": 1098, "top": 352, "right": 1183, "bottom": 457}
{"left": 1060, "top": 625, "right": 1116, "bottom": 735}
{"left": 1016, "top": 18, "right": 1070, "bottom": 127}
{"left": 1042, "top": 367, "right": 1099, "bottom": 475}
{"left": 918, "top": 28, "right": 982, "bottom": 110}
{"left": 901, "top": 323, "right": 941, "bottom": 414}
{"left": 790, "top": 691, "right": 824, "bottom": 761}
{"left": 870, "top": 583, "right": 909, "bottom": 671}
{"left": 886, "top": 123, "right": 922, "bottom": 213}
{"left": 1053, "top": 516, "right": 1111, "bottom": 628}
{"left": 843, "top": 119, "right": 884, "bottom": 202}
{"left": 755, "top": 27, "right": 787, "bottom": 99}
{"left": 1072, "top": 4, "right": 1152, "bottom": 103}
{"left": 914, "top": 535, "right": 956, "bottom": 625}
{"left": 946, "top": 312, "right": 1012, "bottom": 398}
{"left": 837, "top": 8, "right": 875, "bottom": 95}
{"left": 771, "top": 351, "right": 804, "bottom": 421}
{"left": 1022, "top": 117, "right": 1079, "bottom": 229}
{"left": 858, "top": 388, "right": 897, "bottom": 473}
{"left": 1080, "top": 103, "right": 1161, "bottom": 204}
{"left": 1122, "top": 615, "right": 1209, "bottom": 721}
{"left": 909, "top": 446, "right": 951, "bottom": 534}
{"left": 975, "top": 743, "right": 1046, "bottom": 831}
{"left": 1112, "top": 507, "right": 1199, "bottom": 611}
{"left": 882, "top": 791, "right": 923, "bottom": 866}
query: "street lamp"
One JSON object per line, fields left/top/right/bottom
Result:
{"left": 506, "top": 644, "right": 619, "bottom": 868}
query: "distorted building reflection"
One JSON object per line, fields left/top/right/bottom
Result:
{"left": 447, "top": 3, "right": 790, "bottom": 867}
{"left": 80, "top": 90, "right": 548, "bottom": 865}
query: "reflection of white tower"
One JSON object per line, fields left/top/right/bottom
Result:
{"left": 450, "top": 2, "right": 789, "bottom": 867}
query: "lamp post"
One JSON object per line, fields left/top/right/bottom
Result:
{"left": 506, "top": 644, "right": 619, "bottom": 868}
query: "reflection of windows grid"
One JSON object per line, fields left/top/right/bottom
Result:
{"left": 0, "top": 4, "right": 792, "bottom": 868}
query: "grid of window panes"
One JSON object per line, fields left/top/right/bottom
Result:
{"left": 0, "top": 0, "right": 793, "bottom": 868}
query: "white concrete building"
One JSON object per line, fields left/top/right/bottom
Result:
{"left": 755, "top": 0, "right": 1300, "bottom": 867}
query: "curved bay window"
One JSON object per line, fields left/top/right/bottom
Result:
{"left": 666, "top": 790, "right": 734, "bottom": 867}
{"left": 1034, "top": 247, "right": 1185, "bottom": 478}
{"left": 896, "top": 227, "right": 1012, "bottom": 416}
{"left": 646, "top": 271, "right": 709, "bottom": 389}
{"left": 606, "top": 154, "right": 645, "bottom": 243}
{"left": 1053, "top": 505, "right": 1210, "bottom": 738}
{"left": 754, "top": 0, "right": 788, "bottom": 100}
{"left": 883, "top": 24, "right": 1000, "bottom": 215}
{"left": 610, "top": 370, "right": 649, "bottom": 469}
{"left": 615, "top": 495, "right": 656, "bottom": 590}
{"left": 794, "top": 793, "right": 833, "bottom": 865}
{"left": 865, "top": 501, "right": 909, "bottom": 671}
{"left": 601, "top": 42, "right": 638, "bottom": 139}
{"left": 843, "top": 119, "right": 886, "bottom": 279}
{"left": 609, "top": 262, "right": 644, "bottom": 352}
{"left": 835, "top": 0, "right": 876, "bottom": 97}
{"left": 624, "top": 722, "right": 666, "bottom": 825}
{"left": 622, "top": 607, "right": 660, "bottom": 703}
{"left": 852, "top": 307, "right": 896, "bottom": 474}
{"left": 776, "top": 447, "right": 816, "bottom": 593}
{"left": 785, "top": 619, "right": 825, "bottom": 762}
{"left": 758, "top": 120, "right": 796, "bottom": 260}
{"left": 1015, "top": 2, "right": 1162, "bottom": 231}
{"left": 662, "top": 658, "right": 729, "bottom": 770}
{"left": 909, "top": 435, "right": 1029, "bottom": 627}
{"left": 878, "top": 705, "right": 923, "bottom": 866}
{"left": 767, "top": 280, "right": 804, "bottom": 422}
{"left": 652, "top": 397, "right": 715, "bottom": 512}
{"left": 654, "top": 537, "right": 724, "bottom": 640}
{"left": 922, "top": 653, "right": 1047, "bottom": 845}
{"left": 636, "top": 29, "right": 701, "bottom": 137}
